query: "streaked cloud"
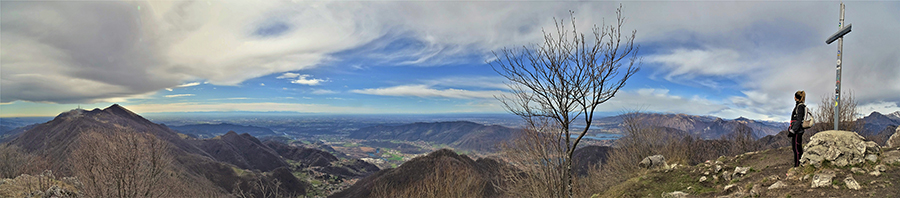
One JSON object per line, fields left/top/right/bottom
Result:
{"left": 164, "top": 94, "right": 194, "bottom": 98}
{"left": 310, "top": 89, "right": 337, "bottom": 95}
{"left": 175, "top": 82, "right": 202, "bottom": 88}
{"left": 351, "top": 85, "right": 505, "bottom": 99}
{"left": 127, "top": 102, "right": 371, "bottom": 114}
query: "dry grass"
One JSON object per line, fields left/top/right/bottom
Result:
{"left": 574, "top": 112, "right": 766, "bottom": 196}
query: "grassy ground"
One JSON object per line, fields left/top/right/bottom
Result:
{"left": 598, "top": 146, "right": 900, "bottom": 197}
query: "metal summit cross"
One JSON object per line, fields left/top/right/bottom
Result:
{"left": 826, "top": 2, "right": 852, "bottom": 130}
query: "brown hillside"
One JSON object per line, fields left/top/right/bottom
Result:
{"left": 5, "top": 104, "right": 307, "bottom": 196}
{"left": 330, "top": 148, "right": 506, "bottom": 198}
{"left": 189, "top": 131, "right": 289, "bottom": 172}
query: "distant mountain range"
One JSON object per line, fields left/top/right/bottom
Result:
{"left": 348, "top": 121, "right": 519, "bottom": 152}
{"left": 2, "top": 104, "right": 379, "bottom": 196}
{"left": 169, "top": 123, "right": 279, "bottom": 138}
{"left": 591, "top": 113, "right": 787, "bottom": 139}
{"left": 344, "top": 113, "right": 788, "bottom": 152}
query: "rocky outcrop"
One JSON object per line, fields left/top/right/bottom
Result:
{"left": 639, "top": 155, "right": 667, "bottom": 169}
{"left": 800, "top": 130, "right": 881, "bottom": 167}
{"left": 887, "top": 127, "right": 900, "bottom": 148}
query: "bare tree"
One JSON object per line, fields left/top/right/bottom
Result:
{"left": 813, "top": 91, "right": 862, "bottom": 132}
{"left": 71, "top": 130, "right": 173, "bottom": 198}
{"left": 490, "top": 6, "right": 640, "bottom": 197}
{"left": 725, "top": 124, "right": 758, "bottom": 155}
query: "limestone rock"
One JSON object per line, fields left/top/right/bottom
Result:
{"left": 640, "top": 155, "right": 667, "bottom": 169}
{"left": 811, "top": 170, "right": 835, "bottom": 188}
{"left": 723, "top": 170, "right": 732, "bottom": 182}
{"left": 733, "top": 166, "right": 750, "bottom": 178}
{"left": 662, "top": 191, "right": 689, "bottom": 198}
{"left": 875, "top": 164, "right": 887, "bottom": 172}
{"left": 882, "top": 150, "right": 900, "bottom": 164}
{"left": 851, "top": 167, "right": 866, "bottom": 174}
{"left": 869, "top": 170, "right": 881, "bottom": 177}
{"left": 768, "top": 181, "right": 787, "bottom": 189}
{"left": 699, "top": 176, "right": 708, "bottom": 183}
{"left": 714, "top": 165, "right": 723, "bottom": 173}
{"left": 800, "top": 130, "right": 881, "bottom": 167}
{"left": 844, "top": 176, "right": 861, "bottom": 190}
{"left": 887, "top": 127, "right": 900, "bottom": 148}
{"left": 719, "top": 184, "right": 745, "bottom": 198}
{"left": 749, "top": 184, "right": 762, "bottom": 197}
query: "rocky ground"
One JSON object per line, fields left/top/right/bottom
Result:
{"left": 598, "top": 130, "right": 900, "bottom": 198}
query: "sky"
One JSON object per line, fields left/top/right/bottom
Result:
{"left": 1, "top": 1, "right": 899, "bottom": 121}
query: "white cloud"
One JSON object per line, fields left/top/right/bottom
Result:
{"left": 598, "top": 89, "right": 726, "bottom": 116}
{"left": 647, "top": 48, "right": 758, "bottom": 85}
{"left": 276, "top": 73, "right": 300, "bottom": 79}
{"left": 175, "top": 82, "right": 202, "bottom": 88}
{"left": 260, "top": 83, "right": 265, "bottom": 86}
{"left": 423, "top": 76, "right": 509, "bottom": 90}
{"left": 311, "top": 89, "right": 337, "bottom": 95}
{"left": 127, "top": 102, "right": 371, "bottom": 114}
{"left": 351, "top": 85, "right": 505, "bottom": 99}
{"left": 289, "top": 74, "right": 327, "bottom": 86}
{"left": 164, "top": 94, "right": 194, "bottom": 98}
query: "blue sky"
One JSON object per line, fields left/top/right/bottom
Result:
{"left": 2, "top": 1, "right": 899, "bottom": 121}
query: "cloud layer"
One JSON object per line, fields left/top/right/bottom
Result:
{"left": 2, "top": 1, "right": 898, "bottom": 121}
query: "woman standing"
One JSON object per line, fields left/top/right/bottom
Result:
{"left": 789, "top": 91, "right": 807, "bottom": 167}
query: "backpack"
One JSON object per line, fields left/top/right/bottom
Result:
{"left": 794, "top": 103, "right": 813, "bottom": 129}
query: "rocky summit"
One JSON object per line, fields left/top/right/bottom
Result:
{"left": 800, "top": 130, "right": 881, "bottom": 168}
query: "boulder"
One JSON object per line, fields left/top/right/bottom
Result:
{"left": 882, "top": 150, "right": 900, "bottom": 164}
{"left": 851, "top": 167, "right": 866, "bottom": 174}
{"left": 662, "top": 191, "right": 689, "bottom": 198}
{"left": 869, "top": 170, "right": 882, "bottom": 177}
{"left": 875, "top": 164, "right": 887, "bottom": 172}
{"left": 768, "top": 181, "right": 787, "bottom": 190}
{"left": 748, "top": 184, "right": 762, "bottom": 197}
{"left": 811, "top": 170, "right": 835, "bottom": 188}
{"left": 844, "top": 176, "right": 861, "bottom": 190}
{"left": 887, "top": 127, "right": 900, "bottom": 148}
{"left": 722, "top": 170, "right": 732, "bottom": 182}
{"left": 639, "top": 155, "right": 667, "bottom": 169}
{"left": 732, "top": 166, "right": 750, "bottom": 178}
{"left": 699, "top": 176, "right": 708, "bottom": 183}
{"left": 800, "top": 130, "right": 881, "bottom": 167}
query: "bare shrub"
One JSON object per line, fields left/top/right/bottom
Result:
{"left": 233, "top": 175, "right": 283, "bottom": 198}
{"left": 498, "top": 118, "right": 568, "bottom": 197}
{"left": 369, "top": 159, "right": 486, "bottom": 198}
{"left": 590, "top": 113, "right": 683, "bottom": 191}
{"left": 725, "top": 124, "right": 759, "bottom": 155}
{"left": 70, "top": 131, "right": 173, "bottom": 198}
{"left": 812, "top": 92, "right": 862, "bottom": 132}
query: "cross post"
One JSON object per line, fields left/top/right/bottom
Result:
{"left": 826, "top": 2, "right": 851, "bottom": 131}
